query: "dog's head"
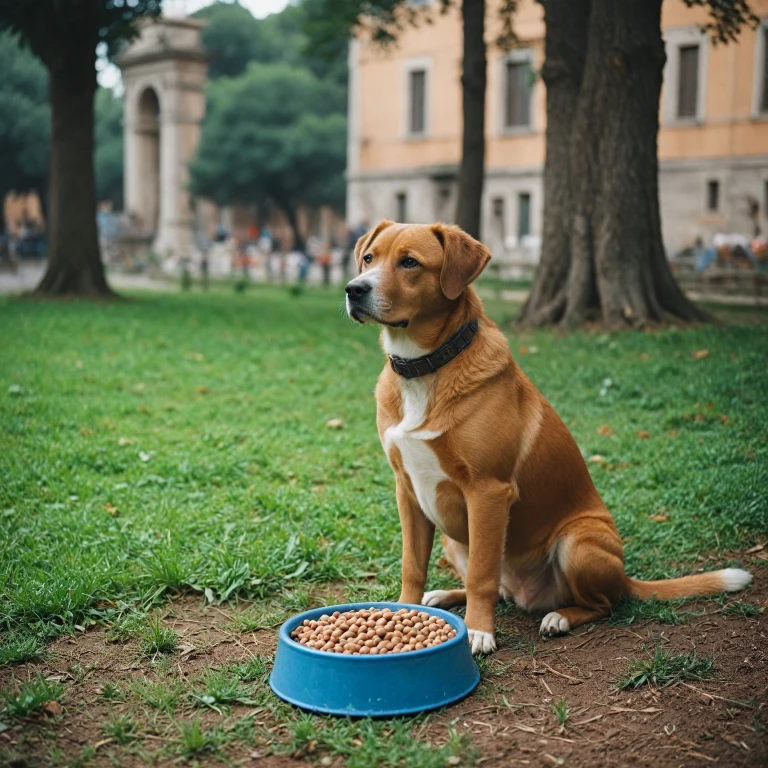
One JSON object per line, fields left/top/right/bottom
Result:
{"left": 344, "top": 220, "right": 491, "bottom": 328}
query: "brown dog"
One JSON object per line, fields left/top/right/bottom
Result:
{"left": 345, "top": 220, "right": 752, "bottom": 654}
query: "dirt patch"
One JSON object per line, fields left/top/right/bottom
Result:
{"left": 1, "top": 556, "right": 766, "bottom": 767}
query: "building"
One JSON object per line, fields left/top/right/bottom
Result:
{"left": 346, "top": 0, "right": 768, "bottom": 258}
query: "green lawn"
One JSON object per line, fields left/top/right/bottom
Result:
{"left": 0, "top": 285, "right": 766, "bottom": 762}
{"left": 1, "top": 287, "right": 766, "bottom": 643}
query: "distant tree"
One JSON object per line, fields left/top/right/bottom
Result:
{"left": 194, "top": 1, "right": 347, "bottom": 86}
{"left": 94, "top": 88, "right": 124, "bottom": 208}
{"left": 521, "top": 0, "right": 758, "bottom": 328}
{"left": 193, "top": 0, "right": 273, "bottom": 79}
{"left": 189, "top": 63, "right": 346, "bottom": 251}
{"left": 0, "top": 30, "right": 49, "bottom": 221}
{"left": 0, "top": 0, "right": 163, "bottom": 297}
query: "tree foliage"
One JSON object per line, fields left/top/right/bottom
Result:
{"left": 94, "top": 87, "right": 124, "bottom": 207}
{"left": 0, "top": 30, "right": 49, "bottom": 202}
{"left": 189, "top": 63, "right": 346, "bottom": 234}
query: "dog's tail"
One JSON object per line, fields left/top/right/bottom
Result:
{"left": 626, "top": 568, "right": 752, "bottom": 600}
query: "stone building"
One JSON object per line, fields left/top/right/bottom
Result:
{"left": 346, "top": 0, "right": 768, "bottom": 258}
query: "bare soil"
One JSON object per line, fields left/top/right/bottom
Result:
{"left": 1, "top": 552, "right": 766, "bottom": 768}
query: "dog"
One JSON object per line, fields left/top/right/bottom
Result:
{"left": 344, "top": 220, "right": 753, "bottom": 654}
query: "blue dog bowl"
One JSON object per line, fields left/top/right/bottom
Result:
{"left": 269, "top": 602, "right": 480, "bottom": 716}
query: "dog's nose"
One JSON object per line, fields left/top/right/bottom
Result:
{"left": 345, "top": 281, "right": 372, "bottom": 300}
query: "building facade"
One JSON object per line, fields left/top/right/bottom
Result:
{"left": 346, "top": 0, "right": 768, "bottom": 259}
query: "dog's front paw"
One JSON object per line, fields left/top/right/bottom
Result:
{"left": 422, "top": 590, "right": 451, "bottom": 607}
{"left": 467, "top": 629, "right": 496, "bottom": 655}
{"left": 539, "top": 611, "right": 570, "bottom": 636}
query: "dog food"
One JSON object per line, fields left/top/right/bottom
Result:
{"left": 290, "top": 607, "right": 456, "bottom": 654}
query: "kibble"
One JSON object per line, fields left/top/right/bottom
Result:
{"left": 290, "top": 608, "right": 455, "bottom": 655}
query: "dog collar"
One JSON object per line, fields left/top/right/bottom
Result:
{"left": 389, "top": 320, "right": 479, "bottom": 379}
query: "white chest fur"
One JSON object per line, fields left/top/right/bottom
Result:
{"left": 382, "top": 377, "right": 449, "bottom": 530}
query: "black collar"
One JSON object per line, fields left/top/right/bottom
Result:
{"left": 389, "top": 320, "right": 479, "bottom": 379}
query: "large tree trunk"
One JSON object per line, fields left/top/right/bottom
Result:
{"left": 455, "top": 0, "right": 486, "bottom": 239}
{"left": 521, "top": 0, "right": 709, "bottom": 328}
{"left": 519, "top": 0, "right": 589, "bottom": 325}
{"left": 34, "top": 24, "right": 113, "bottom": 298}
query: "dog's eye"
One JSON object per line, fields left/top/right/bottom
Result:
{"left": 363, "top": 253, "right": 373, "bottom": 265}
{"left": 400, "top": 256, "right": 420, "bottom": 269}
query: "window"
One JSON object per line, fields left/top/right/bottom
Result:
{"left": 396, "top": 192, "right": 407, "bottom": 223}
{"left": 518, "top": 193, "right": 531, "bottom": 239}
{"left": 409, "top": 69, "right": 426, "bottom": 135}
{"left": 505, "top": 60, "right": 532, "bottom": 129}
{"left": 677, "top": 44, "right": 699, "bottom": 119}
{"left": 761, "top": 26, "right": 768, "bottom": 113}
{"left": 707, "top": 180, "right": 720, "bottom": 212}
{"left": 764, "top": 180, "right": 768, "bottom": 220}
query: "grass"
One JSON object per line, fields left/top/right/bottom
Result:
{"left": 1, "top": 674, "right": 65, "bottom": 717}
{"left": 0, "top": 285, "right": 765, "bottom": 762}
{"left": 101, "top": 713, "right": 138, "bottom": 744}
{"left": 615, "top": 646, "right": 714, "bottom": 690}
{"left": 717, "top": 600, "right": 763, "bottom": 618}
{"left": 0, "top": 286, "right": 764, "bottom": 646}
{"left": 609, "top": 596, "right": 699, "bottom": 626}
{"left": 550, "top": 697, "right": 570, "bottom": 725}
{"left": 176, "top": 717, "right": 226, "bottom": 759}
{"left": 138, "top": 616, "right": 177, "bottom": 656}
{"left": 130, "top": 677, "right": 184, "bottom": 714}
{"left": 278, "top": 715, "right": 476, "bottom": 767}
{"left": 189, "top": 668, "right": 258, "bottom": 713}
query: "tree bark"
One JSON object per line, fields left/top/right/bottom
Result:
{"left": 34, "top": 21, "right": 113, "bottom": 297}
{"left": 519, "top": 0, "right": 589, "bottom": 325}
{"left": 520, "top": 0, "right": 709, "bottom": 328}
{"left": 455, "top": 0, "right": 486, "bottom": 239}
{"left": 281, "top": 199, "right": 305, "bottom": 253}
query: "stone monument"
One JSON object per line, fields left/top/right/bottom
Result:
{"left": 117, "top": 12, "right": 208, "bottom": 263}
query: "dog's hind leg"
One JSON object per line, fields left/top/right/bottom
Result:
{"left": 539, "top": 519, "right": 625, "bottom": 636}
{"left": 422, "top": 535, "right": 468, "bottom": 609}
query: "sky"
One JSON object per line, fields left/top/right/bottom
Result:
{"left": 97, "top": 0, "right": 292, "bottom": 89}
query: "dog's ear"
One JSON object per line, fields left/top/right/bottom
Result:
{"left": 354, "top": 219, "right": 395, "bottom": 273}
{"left": 431, "top": 223, "right": 491, "bottom": 300}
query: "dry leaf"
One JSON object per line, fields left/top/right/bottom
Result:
{"left": 668, "top": 429, "right": 678, "bottom": 436}
{"left": 695, "top": 414, "right": 705, "bottom": 422}
{"left": 80, "top": 427, "right": 93, "bottom": 437}
{"left": 326, "top": 418, "right": 344, "bottom": 430}
{"left": 639, "top": 353, "right": 649, "bottom": 361}
{"left": 637, "top": 430, "right": 651, "bottom": 439}
{"left": 649, "top": 514, "right": 670, "bottom": 522}
{"left": 692, "top": 349, "right": 710, "bottom": 360}
{"left": 41, "top": 701, "right": 62, "bottom": 717}
{"left": 197, "top": 385, "right": 208, "bottom": 395}
{"left": 745, "top": 544, "right": 764, "bottom": 554}
{"left": 720, "top": 415, "right": 730, "bottom": 424}
{"left": 597, "top": 425, "right": 613, "bottom": 437}
{"left": 519, "top": 346, "right": 529, "bottom": 355}
{"left": 104, "top": 503, "right": 119, "bottom": 517}
{"left": 138, "top": 405, "right": 149, "bottom": 414}
{"left": 588, "top": 455, "right": 605, "bottom": 464}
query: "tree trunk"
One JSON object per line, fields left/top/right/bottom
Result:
{"left": 519, "top": 0, "right": 589, "bottom": 325}
{"left": 455, "top": 0, "right": 486, "bottom": 239}
{"left": 34, "top": 24, "right": 113, "bottom": 298}
{"left": 520, "top": 0, "right": 709, "bottom": 328}
{"left": 281, "top": 200, "right": 305, "bottom": 254}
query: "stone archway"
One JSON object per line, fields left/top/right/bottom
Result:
{"left": 117, "top": 14, "right": 208, "bottom": 261}
{"left": 136, "top": 87, "right": 161, "bottom": 232}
